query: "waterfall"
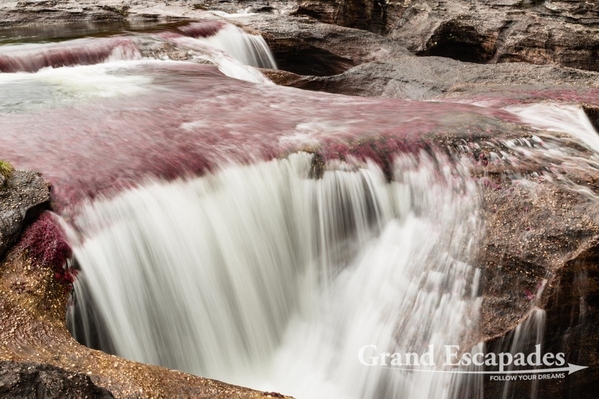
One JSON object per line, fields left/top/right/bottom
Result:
{"left": 506, "top": 104, "right": 599, "bottom": 154}
{"left": 69, "top": 151, "right": 483, "bottom": 398}
{"left": 485, "top": 309, "right": 547, "bottom": 399}
{"left": 178, "top": 21, "right": 278, "bottom": 69}
{"left": 0, "top": 21, "right": 276, "bottom": 84}
{"left": 0, "top": 37, "right": 142, "bottom": 73}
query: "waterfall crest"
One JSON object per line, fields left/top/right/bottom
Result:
{"left": 0, "top": 21, "right": 276, "bottom": 83}
{"left": 69, "top": 151, "right": 483, "bottom": 398}
{"left": 179, "top": 22, "right": 277, "bottom": 69}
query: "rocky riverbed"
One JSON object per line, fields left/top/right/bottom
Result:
{"left": 1, "top": 0, "right": 598, "bottom": 398}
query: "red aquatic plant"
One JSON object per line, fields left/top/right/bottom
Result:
{"left": 178, "top": 21, "right": 226, "bottom": 39}
{"left": 18, "top": 212, "right": 76, "bottom": 290}
{"left": 318, "top": 135, "right": 430, "bottom": 180}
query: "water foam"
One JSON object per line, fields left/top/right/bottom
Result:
{"left": 69, "top": 152, "right": 483, "bottom": 399}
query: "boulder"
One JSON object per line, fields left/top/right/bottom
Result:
{"left": 264, "top": 53, "right": 599, "bottom": 103}
{"left": 293, "top": 0, "right": 599, "bottom": 72}
{"left": 474, "top": 135, "right": 599, "bottom": 398}
{"left": 0, "top": 361, "right": 115, "bottom": 399}
{"left": 236, "top": 13, "right": 409, "bottom": 76}
{"left": 0, "top": 170, "right": 50, "bottom": 261}
{"left": 235, "top": 14, "right": 599, "bottom": 104}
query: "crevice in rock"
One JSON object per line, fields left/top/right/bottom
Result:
{"left": 490, "top": 19, "right": 516, "bottom": 62}
{"left": 583, "top": 105, "right": 599, "bottom": 132}
{"left": 293, "top": 5, "right": 335, "bottom": 24}
{"left": 265, "top": 37, "right": 356, "bottom": 76}
{"left": 417, "top": 20, "right": 497, "bottom": 63}
{"left": 335, "top": 0, "right": 388, "bottom": 35}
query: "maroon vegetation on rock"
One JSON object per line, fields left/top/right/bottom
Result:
{"left": 178, "top": 21, "right": 226, "bottom": 38}
{"left": 18, "top": 212, "right": 76, "bottom": 289}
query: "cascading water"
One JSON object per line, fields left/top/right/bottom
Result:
{"left": 506, "top": 104, "right": 599, "bottom": 155}
{"left": 178, "top": 21, "right": 277, "bottom": 69}
{"left": 495, "top": 309, "right": 547, "bottom": 399}
{"left": 68, "top": 151, "right": 483, "bottom": 398}
{"left": 1, "top": 17, "right": 597, "bottom": 399}
{"left": 0, "top": 20, "right": 275, "bottom": 84}
{"left": 0, "top": 37, "right": 142, "bottom": 72}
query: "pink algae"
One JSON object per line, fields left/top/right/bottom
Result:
{"left": 18, "top": 213, "right": 76, "bottom": 290}
{"left": 0, "top": 61, "right": 528, "bottom": 213}
{"left": 0, "top": 37, "right": 139, "bottom": 73}
{"left": 178, "top": 21, "right": 227, "bottom": 39}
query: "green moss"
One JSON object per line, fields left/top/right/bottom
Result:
{"left": 0, "top": 160, "right": 14, "bottom": 181}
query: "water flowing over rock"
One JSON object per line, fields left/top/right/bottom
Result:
{"left": 0, "top": 210, "right": 293, "bottom": 398}
{"left": 0, "top": 20, "right": 275, "bottom": 83}
{"left": 68, "top": 151, "right": 483, "bottom": 398}
{"left": 0, "top": 2, "right": 598, "bottom": 399}
{"left": 222, "top": 13, "right": 599, "bottom": 103}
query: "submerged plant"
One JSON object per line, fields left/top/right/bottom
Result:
{"left": 19, "top": 213, "right": 76, "bottom": 292}
{"left": 0, "top": 159, "right": 14, "bottom": 181}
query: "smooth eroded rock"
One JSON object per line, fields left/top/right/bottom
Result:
{"left": 0, "top": 170, "right": 50, "bottom": 260}
{"left": 0, "top": 361, "right": 115, "bottom": 399}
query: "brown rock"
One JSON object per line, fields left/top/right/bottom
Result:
{"left": 475, "top": 136, "right": 599, "bottom": 398}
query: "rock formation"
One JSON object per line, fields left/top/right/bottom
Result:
{"left": 0, "top": 170, "right": 50, "bottom": 260}
{"left": 0, "top": 361, "right": 115, "bottom": 399}
{"left": 0, "top": 0, "right": 599, "bottom": 398}
{"left": 292, "top": 0, "right": 599, "bottom": 72}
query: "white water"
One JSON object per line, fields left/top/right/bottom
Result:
{"left": 491, "top": 308, "right": 546, "bottom": 399}
{"left": 189, "top": 23, "right": 277, "bottom": 70}
{"left": 0, "top": 37, "right": 142, "bottom": 72}
{"left": 168, "top": 35, "right": 272, "bottom": 83}
{"left": 0, "top": 60, "right": 150, "bottom": 93}
{"left": 69, "top": 152, "right": 483, "bottom": 398}
{"left": 507, "top": 103, "right": 599, "bottom": 155}
{"left": 6, "top": 20, "right": 597, "bottom": 399}
{"left": 0, "top": 22, "right": 276, "bottom": 84}
{"left": 161, "top": 21, "right": 276, "bottom": 83}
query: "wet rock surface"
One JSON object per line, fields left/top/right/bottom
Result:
{"left": 264, "top": 54, "right": 599, "bottom": 101}
{"left": 483, "top": 241, "right": 599, "bottom": 399}
{"left": 0, "top": 170, "right": 50, "bottom": 261}
{"left": 472, "top": 135, "right": 599, "bottom": 398}
{"left": 0, "top": 361, "right": 115, "bottom": 399}
{"left": 232, "top": 14, "right": 599, "bottom": 104}
{"left": 1, "top": 0, "right": 599, "bottom": 398}
{"left": 2, "top": 0, "right": 599, "bottom": 105}
{"left": 479, "top": 180, "right": 593, "bottom": 340}
{"left": 233, "top": 14, "right": 410, "bottom": 76}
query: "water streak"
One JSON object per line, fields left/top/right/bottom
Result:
{"left": 507, "top": 103, "right": 599, "bottom": 155}
{"left": 0, "top": 37, "right": 141, "bottom": 72}
{"left": 179, "top": 22, "right": 277, "bottom": 69}
{"left": 0, "top": 22, "right": 275, "bottom": 83}
{"left": 69, "top": 151, "right": 482, "bottom": 398}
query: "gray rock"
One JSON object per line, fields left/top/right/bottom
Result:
{"left": 294, "top": 0, "right": 599, "bottom": 72}
{"left": 0, "top": 170, "right": 50, "bottom": 260}
{"left": 265, "top": 52, "right": 599, "bottom": 101}
{"left": 0, "top": 361, "right": 114, "bottom": 399}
